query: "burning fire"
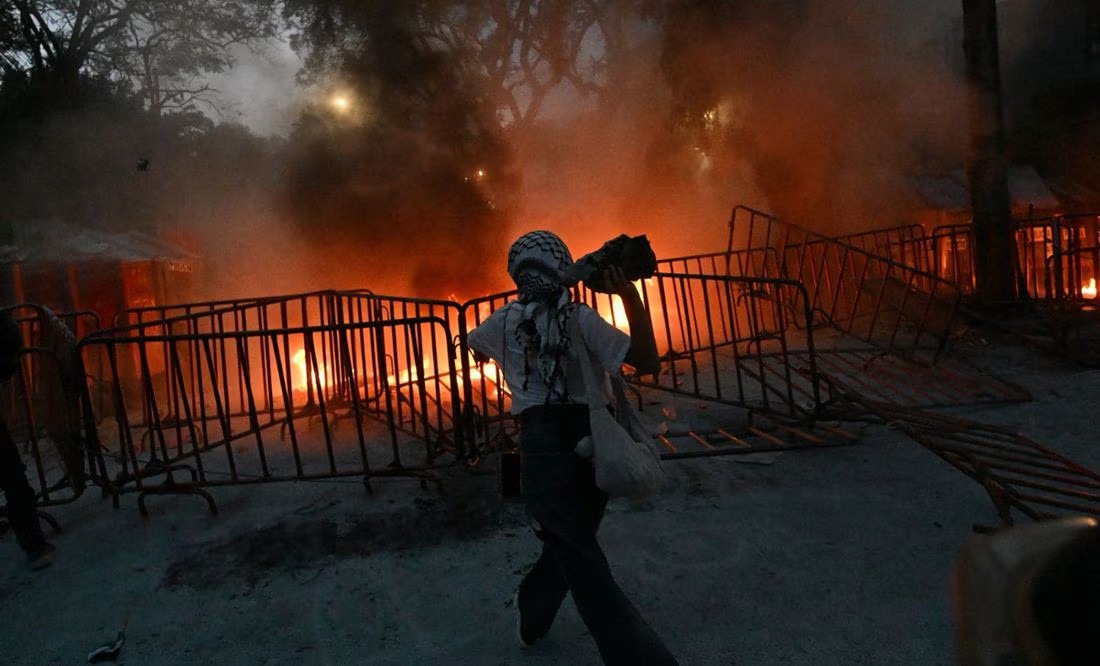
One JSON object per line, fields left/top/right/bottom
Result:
{"left": 392, "top": 357, "right": 433, "bottom": 385}
{"left": 292, "top": 348, "right": 330, "bottom": 392}
{"left": 467, "top": 354, "right": 508, "bottom": 399}
{"left": 603, "top": 297, "right": 631, "bottom": 332}
{"left": 595, "top": 280, "right": 658, "bottom": 333}
{"left": 1083, "top": 278, "right": 1097, "bottom": 298}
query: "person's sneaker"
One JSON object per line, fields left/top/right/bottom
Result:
{"left": 27, "top": 542, "right": 56, "bottom": 571}
{"left": 513, "top": 590, "right": 538, "bottom": 649}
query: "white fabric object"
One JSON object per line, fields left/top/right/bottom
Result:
{"left": 571, "top": 314, "right": 666, "bottom": 500}
{"left": 467, "top": 302, "right": 629, "bottom": 414}
{"left": 513, "top": 289, "right": 572, "bottom": 390}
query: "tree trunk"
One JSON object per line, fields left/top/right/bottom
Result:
{"left": 963, "top": 0, "right": 1016, "bottom": 301}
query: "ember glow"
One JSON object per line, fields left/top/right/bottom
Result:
{"left": 292, "top": 347, "right": 330, "bottom": 393}
{"left": 468, "top": 355, "right": 508, "bottom": 399}
{"left": 393, "top": 357, "right": 433, "bottom": 385}
{"left": 1083, "top": 278, "right": 1097, "bottom": 299}
{"left": 595, "top": 279, "right": 660, "bottom": 335}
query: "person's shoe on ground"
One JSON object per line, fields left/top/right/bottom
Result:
{"left": 26, "top": 541, "right": 56, "bottom": 571}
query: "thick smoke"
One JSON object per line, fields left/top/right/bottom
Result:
{"left": 481, "top": 0, "right": 975, "bottom": 262}
{"left": 270, "top": 0, "right": 984, "bottom": 286}
{"left": 0, "top": 102, "right": 297, "bottom": 298}
{"left": 8, "top": 0, "right": 1067, "bottom": 311}
{"left": 647, "top": 0, "right": 970, "bottom": 236}
{"left": 279, "top": 4, "right": 516, "bottom": 298}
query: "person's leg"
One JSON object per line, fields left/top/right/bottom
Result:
{"left": 541, "top": 528, "right": 676, "bottom": 665}
{"left": 516, "top": 539, "right": 569, "bottom": 641}
{"left": 533, "top": 466, "right": 676, "bottom": 666}
{"left": 0, "top": 418, "right": 51, "bottom": 561}
{"left": 516, "top": 406, "right": 585, "bottom": 641}
{"left": 519, "top": 405, "right": 677, "bottom": 664}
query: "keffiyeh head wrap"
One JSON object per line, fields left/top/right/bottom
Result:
{"left": 508, "top": 230, "right": 573, "bottom": 298}
{"left": 506, "top": 231, "right": 575, "bottom": 399}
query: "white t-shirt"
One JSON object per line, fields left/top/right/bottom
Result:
{"left": 467, "top": 302, "right": 630, "bottom": 414}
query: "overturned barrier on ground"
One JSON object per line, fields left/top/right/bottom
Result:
{"left": 658, "top": 208, "right": 1031, "bottom": 410}
{"left": 724, "top": 206, "right": 964, "bottom": 363}
{"left": 850, "top": 397, "right": 1100, "bottom": 525}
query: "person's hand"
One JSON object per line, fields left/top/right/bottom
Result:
{"left": 586, "top": 265, "right": 632, "bottom": 295}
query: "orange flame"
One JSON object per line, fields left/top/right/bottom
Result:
{"left": 1084, "top": 278, "right": 1097, "bottom": 299}
{"left": 388, "top": 357, "right": 434, "bottom": 386}
{"left": 466, "top": 353, "right": 508, "bottom": 399}
{"left": 595, "top": 280, "right": 659, "bottom": 334}
{"left": 292, "top": 348, "right": 330, "bottom": 392}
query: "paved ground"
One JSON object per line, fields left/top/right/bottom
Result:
{"left": 1, "top": 335, "right": 1096, "bottom": 665}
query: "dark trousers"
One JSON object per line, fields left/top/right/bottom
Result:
{"left": 0, "top": 417, "right": 46, "bottom": 553}
{"left": 518, "top": 404, "right": 678, "bottom": 666}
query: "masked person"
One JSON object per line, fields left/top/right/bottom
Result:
{"left": 467, "top": 230, "right": 677, "bottom": 665}
{"left": 0, "top": 309, "right": 56, "bottom": 571}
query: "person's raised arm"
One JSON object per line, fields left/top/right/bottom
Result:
{"left": 590, "top": 267, "right": 660, "bottom": 377}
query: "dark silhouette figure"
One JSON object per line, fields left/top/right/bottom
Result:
{"left": 0, "top": 310, "right": 55, "bottom": 571}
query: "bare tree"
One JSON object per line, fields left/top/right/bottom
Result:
{"left": 284, "top": 0, "right": 652, "bottom": 134}
{"left": 420, "top": 0, "right": 651, "bottom": 132}
{"left": 2, "top": 0, "right": 276, "bottom": 112}
{"left": 8, "top": 0, "right": 135, "bottom": 91}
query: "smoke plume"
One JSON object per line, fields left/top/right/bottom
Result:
{"left": 280, "top": 3, "right": 516, "bottom": 298}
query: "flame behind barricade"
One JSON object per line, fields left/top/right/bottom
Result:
{"left": 80, "top": 295, "right": 466, "bottom": 513}
{"left": 73, "top": 267, "right": 831, "bottom": 513}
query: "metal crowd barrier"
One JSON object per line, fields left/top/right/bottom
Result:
{"left": 656, "top": 247, "right": 782, "bottom": 279}
{"left": 852, "top": 397, "right": 1100, "bottom": 525}
{"left": 627, "top": 272, "right": 824, "bottom": 417}
{"left": 79, "top": 309, "right": 460, "bottom": 514}
{"left": 1011, "top": 215, "right": 1099, "bottom": 301}
{"left": 726, "top": 206, "right": 963, "bottom": 363}
{"left": 925, "top": 214, "right": 1100, "bottom": 302}
{"left": 714, "top": 209, "right": 1100, "bottom": 306}
{"left": 113, "top": 290, "right": 371, "bottom": 329}
{"left": 67, "top": 267, "right": 835, "bottom": 512}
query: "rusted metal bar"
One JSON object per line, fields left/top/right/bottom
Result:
{"left": 620, "top": 272, "right": 823, "bottom": 418}
{"left": 79, "top": 313, "right": 458, "bottom": 512}
{"left": 852, "top": 397, "right": 1100, "bottom": 524}
{"left": 720, "top": 208, "right": 964, "bottom": 362}
{"left": 658, "top": 418, "right": 859, "bottom": 460}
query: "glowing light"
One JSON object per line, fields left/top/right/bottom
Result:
{"left": 292, "top": 348, "right": 329, "bottom": 392}
{"left": 1084, "top": 278, "right": 1097, "bottom": 298}
{"left": 598, "top": 297, "right": 632, "bottom": 333}
{"left": 466, "top": 352, "right": 508, "bottom": 399}
{"left": 389, "top": 357, "right": 434, "bottom": 386}
{"left": 330, "top": 94, "right": 351, "bottom": 113}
